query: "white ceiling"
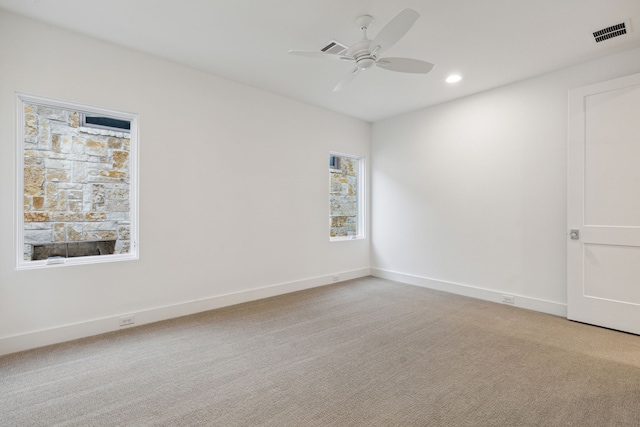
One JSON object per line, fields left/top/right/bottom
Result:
{"left": 1, "top": 0, "right": 639, "bottom": 122}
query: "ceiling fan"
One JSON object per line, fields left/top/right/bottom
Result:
{"left": 288, "top": 9, "right": 434, "bottom": 91}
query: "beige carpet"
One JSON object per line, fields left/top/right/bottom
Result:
{"left": 2, "top": 276, "right": 640, "bottom": 426}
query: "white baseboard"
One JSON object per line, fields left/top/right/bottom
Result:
{"left": 0, "top": 268, "right": 370, "bottom": 356}
{"left": 371, "top": 268, "right": 567, "bottom": 317}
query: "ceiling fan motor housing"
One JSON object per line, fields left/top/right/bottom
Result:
{"left": 348, "top": 38, "right": 377, "bottom": 70}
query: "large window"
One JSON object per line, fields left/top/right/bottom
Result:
{"left": 16, "top": 94, "right": 138, "bottom": 269}
{"left": 329, "top": 152, "right": 365, "bottom": 240}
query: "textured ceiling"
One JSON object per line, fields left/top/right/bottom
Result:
{"left": 1, "top": 0, "right": 639, "bottom": 122}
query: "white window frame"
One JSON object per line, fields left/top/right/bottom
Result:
{"left": 15, "top": 93, "right": 139, "bottom": 269}
{"left": 329, "top": 151, "right": 366, "bottom": 242}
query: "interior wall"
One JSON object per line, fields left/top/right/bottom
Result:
{"left": 371, "top": 47, "right": 640, "bottom": 315}
{"left": 0, "top": 10, "right": 370, "bottom": 354}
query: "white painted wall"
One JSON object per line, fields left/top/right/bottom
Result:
{"left": 0, "top": 11, "right": 370, "bottom": 355}
{"left": 371, "top": 47, "right": 640, "bottom": 316}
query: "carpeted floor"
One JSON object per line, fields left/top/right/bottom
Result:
{"left": 2, "top": 276, "right": 640, "bottom": 426}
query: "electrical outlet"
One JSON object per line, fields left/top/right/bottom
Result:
{"left": 119, "top": 315, "right": 135, "bottom": 327}
{"left": 501, "top": 295, "right": 515, "bottom": 305}
{"left": 332, "top": 275, "right": 339, "bottom": 282}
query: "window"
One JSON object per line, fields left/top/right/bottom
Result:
{"left": 329, "top": 154, "right": 341, "bottom": 171}
{"left": 80, "top": 113, "right": 131, "bottom": 131}
{"left": 16, "top": 94, "right": 138, "bottom": 269}
{"left": 329, "top": 152, "right": 365, "bottom": 240}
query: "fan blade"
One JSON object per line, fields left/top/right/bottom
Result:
{"left": 376, "top": 57, "right": 434, "bottom": 74}
{"left": 370, "top": 9, "right": 419, "bottom": 54}
{"left": 288, "top": 50, "right": 354, "bottom": 62}
{"left": 333, "top": 67, "right": 360, "bottom": 92}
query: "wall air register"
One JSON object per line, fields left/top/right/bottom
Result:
{"left": 593, "top": 22, "right": 627, "bottom": 43}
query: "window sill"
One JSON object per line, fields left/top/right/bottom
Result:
{"left": 16, "top": 252, "right": 138, "bottom": 270}
{"left": 330, "top": 235, "right": 366, "bottom": 242}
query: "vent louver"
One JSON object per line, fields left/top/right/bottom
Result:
{"left": 593, "top": 22, "right": 627, "bottom": 43}
{"left": 321, "top": 40, "right": 348, "bottom": 55}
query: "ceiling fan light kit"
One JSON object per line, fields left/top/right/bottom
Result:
{"left": 288, "top": 8, "right": 434, "bottom": 91}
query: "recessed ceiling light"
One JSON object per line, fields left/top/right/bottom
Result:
{"left": 446, "top": 75, "right": 462, "bottom": 83}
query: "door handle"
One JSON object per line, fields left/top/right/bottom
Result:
{"left": 570, "top": 229, "right": 580, "bottom": 240}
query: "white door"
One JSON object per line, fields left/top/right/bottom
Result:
{"left": 568, "top": 72, "right": 640, "bottom": 335}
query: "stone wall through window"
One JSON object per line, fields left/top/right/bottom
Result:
{"left": 22, "top": 103, "right": 131, "bottom": 261}
{"left": 330, "top": 155, "right": 359, "bottom": 238}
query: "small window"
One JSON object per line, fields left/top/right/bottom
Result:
{"left": 329, "top": 154, "right": 341, "bottom": 171}
{"left": 81, "top": 114, "right": 131, "bottom": 131}
{"left": 329, "top": 152, "right": 365, "bottom": 240}
{"left": 16, "top": 94, "right": 139, "bottom": 269}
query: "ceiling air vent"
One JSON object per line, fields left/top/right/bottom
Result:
{"left": 593, "top": 22, "right": 627, "bottom": 43}
{"left": 321, "top": 40, "right": 348, "bottom": 55}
